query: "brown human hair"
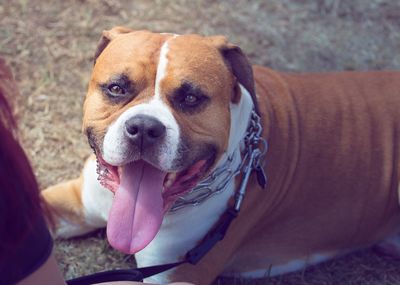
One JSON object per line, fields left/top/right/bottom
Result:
{"left": 0, "top": 59, "right": 47, "bottom": 253}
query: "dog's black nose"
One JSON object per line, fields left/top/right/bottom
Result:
{"left": 125, "top": 115, "right": 166, "bottom": 148}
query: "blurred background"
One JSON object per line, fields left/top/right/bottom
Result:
{"left": 1, "top": 0, "right": 400, "bottom": 284}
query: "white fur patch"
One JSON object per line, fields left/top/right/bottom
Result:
{"left": 55, "top": 218, "right": 96, "bottom": 238}
{"left": 226, "top": 85, "right": 254, "bottom": 157}
{"left": 154, "top": 39, "right": 172, "bottom": 99}
{"left": 81, "top": 159, "right": 112, "bottom": 227}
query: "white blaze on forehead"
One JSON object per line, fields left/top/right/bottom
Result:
{"left": 154, "top": 35, "right": 178, "bottom": 99}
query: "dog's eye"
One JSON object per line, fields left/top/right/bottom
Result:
{"left": 170, "top": 82, "right": 210, "bottom": 114}
{"left": 108, "top": 84, "right": 125, "bottom": 96}
{"left": 100, "top": 74, "right": 135, "bottom": 103}
{"left": 184, "top": 94, "right": 200, "bottom": 106}
{"left": 181, "top": 93, "right": 207, "bottom": 109}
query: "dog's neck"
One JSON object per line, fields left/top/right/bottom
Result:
{"left": 136, "top": 86, "right": 256, "bottom": 281}
{"left": 169, "top": 85, "right": 255, "bottom": 212}
{"left": 226, "top": 85, "right": 255, "bottom": 157}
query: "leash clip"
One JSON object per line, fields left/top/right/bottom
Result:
{"left": 253, "top": 138, "right": 268, "bottom": 189}
{"left": 234, "top": 109, "right": 268, "bottom": 211}
{"left": 234, "top": 149, "right": 257, "bottom": 211}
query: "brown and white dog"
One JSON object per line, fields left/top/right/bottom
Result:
{"left": 42, "top": 27, "right": 400, "bottom": 284}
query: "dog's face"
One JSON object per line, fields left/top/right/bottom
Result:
{"left": 82, "top": 27, "right": 255, "bottom": 254}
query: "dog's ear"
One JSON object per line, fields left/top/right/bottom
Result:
{"left": 208, "top": 36, "right": 256, "bottom": 105}
{"left": 94, "top": 26, "right": 134, "bottom": 63}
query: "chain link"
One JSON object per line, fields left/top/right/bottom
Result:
{"left": 170, "top": 110, "right": 266, "bottom": 212}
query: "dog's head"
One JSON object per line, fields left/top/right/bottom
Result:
{"left": 82, "top": 27, "right": 255, "bottom": 253}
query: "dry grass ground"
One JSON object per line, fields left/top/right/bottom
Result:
{"left": 1, "top": 0, "right": 400, "bottom": 284}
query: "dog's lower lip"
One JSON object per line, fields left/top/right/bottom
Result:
{"left": 161, "top": 157, "right": 213, "bottom": 200}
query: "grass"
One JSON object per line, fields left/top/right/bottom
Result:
{"left": 1, "top": 0, "right": 400, "bottom": 284}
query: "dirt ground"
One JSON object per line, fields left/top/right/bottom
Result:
{"left": 1, "top": 0, "right": 400, "bottom": 284}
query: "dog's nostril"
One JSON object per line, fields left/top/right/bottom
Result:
{"left": 147, "top": 124, "right": 166, "bottom": 138}
{"left": 126, "top": 124, "right": 139, "bottom": 136}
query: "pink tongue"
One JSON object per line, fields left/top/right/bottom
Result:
{"left": 107, "top": 160, "right": 166, "bottom": 254}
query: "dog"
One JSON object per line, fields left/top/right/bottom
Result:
{"left": 42, "top": 27, "right": 400, "bottom": 284}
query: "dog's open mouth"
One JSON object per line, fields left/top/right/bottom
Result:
{"left": 95, "top": 154, "right": 212, "bottom": 254}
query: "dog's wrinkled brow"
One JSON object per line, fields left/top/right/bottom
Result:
{"left": 99, "top": 73, "right": 135, "bottom": 91}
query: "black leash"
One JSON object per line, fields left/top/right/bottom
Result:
{"left": 66, "top": 208, "right": 238, "bottom": 284}
{"left": 65, "top": 269, "right": 143, "bottom": 284}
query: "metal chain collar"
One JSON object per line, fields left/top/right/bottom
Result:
{"left": 170, "top": 110, "right": 267, "bottom": 212}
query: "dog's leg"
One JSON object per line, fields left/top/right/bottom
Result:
{"left": 373, "top": 184, "right": 400, "bottom": 257}
{"left": 42, "top": 155, "right": 112, "bottom": 238}
{"left": 42, "top": 175, "right": 92, "bottom": 237}
{"left": 374, "top": 231, "right": 400, "bottom": 258}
